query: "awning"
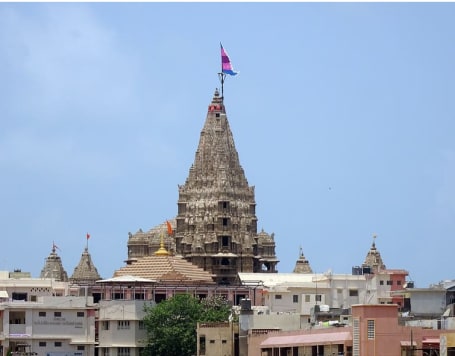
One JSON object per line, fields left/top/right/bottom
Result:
{"left": 423, "top": 338, "right": 440, "bottom": 344}
{"left": 261, "top": 331, "right": 351, "bottom": 347}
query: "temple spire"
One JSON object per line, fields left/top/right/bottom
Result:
{"left": 363, "top": 234, "right": 386, "bottom": 272}
{"left": 293, "top": 246, "right": 313, "bottom": 274}
{"left": 40, "top": 242, "right": 68, "bottom": 281}
{"left": 70, "top": 246, "right": 101, "bottom": 284}
{"left": 155, "top": 232, "right": 170, "bottom": 256}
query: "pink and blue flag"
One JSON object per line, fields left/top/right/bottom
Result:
{"left": 221, "top": 43, "right": 238, "bottom": 76}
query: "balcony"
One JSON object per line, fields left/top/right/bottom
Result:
{"left": 9, "top": 324, "right": 27, "bottom": 335}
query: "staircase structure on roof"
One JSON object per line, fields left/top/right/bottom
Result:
{"left": 40, "top": 243, "right": 68, "bottom": 282}
{"left": 70, "top": 247, "right": 101, "bottom": 285}
{"left": 126, "top": 89, "right": 279, "bottom": 285}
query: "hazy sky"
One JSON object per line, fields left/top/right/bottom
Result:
{"left": 1, "top": 3, "right": 454, "bottom": 288}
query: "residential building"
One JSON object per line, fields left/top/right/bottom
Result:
{"left": 97, "top": 299, "right": 152, "bottom": 356}
{"left": 0, "top": 294, "right": 96, "bottom": 356}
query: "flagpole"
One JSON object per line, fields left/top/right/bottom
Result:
{"left": 218, "top": 72, "right": 226, "bottom": 102}
{"left": 219, "top": 43, "right": 238, "bottom": 103}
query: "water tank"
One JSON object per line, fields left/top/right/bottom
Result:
{"left": 319, "top": 304, "right": 330, "bottom": 312}
{"left": 352, "top": 266, "right": 362, "bottom": 275}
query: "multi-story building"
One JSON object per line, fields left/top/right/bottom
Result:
{"left": 237, "top": 237, "right": 409, "bottom": 326}
{"left": 0, "top": 292, "right": 96, "bottom": 356}
{"left": 97, "top": 299, "right": 151, "bottom": 356}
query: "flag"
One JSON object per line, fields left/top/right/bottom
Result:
{"left": 221, "top": 43, "right": 238, "bottom": 76}
{"left": 53, "top": 241, "right": 61, "bottom": 251}
{"left": 166, "top": 221, "right": 173, "bottom": 235}
{"left": 86, "top": 233, "right": 90, "bottom": 240}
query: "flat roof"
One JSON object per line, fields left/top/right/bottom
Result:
{"left": 261, "top": 331, "right": 352, "bottom": 347}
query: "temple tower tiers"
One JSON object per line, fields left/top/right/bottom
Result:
{"left": 175, "top": 89, "right": 278, "bottom": 285}
{"left": 293, "top": 247, "right": 313, "bottom": 274}
{"left": 40, "top": 244, "right": 69, "bottom": 282}
{"left": 362, "top": 234, "right": 386, "bottom": 273}
{"left": 70, "top": 247, "right": 101, "bottom": 285}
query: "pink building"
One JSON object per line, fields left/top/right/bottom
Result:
{"left": 252, "top": 304, "right": 445, "bottom": 356}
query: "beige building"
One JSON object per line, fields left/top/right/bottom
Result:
{"left": 97, "top": 299, "right": 151, "bottom": 356}
{"left": 196, "top": 322, "right": 237, "bottom": 356}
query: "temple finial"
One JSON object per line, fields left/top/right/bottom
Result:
{"left": 155, "top": 227, "right": 170, "bottom": 256}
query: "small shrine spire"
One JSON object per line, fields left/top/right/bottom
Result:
{"left": 363, "top": 233, "right": 386, "bottom": 272}
{"left": 154, "top": 232, "right": 170, "bottom": 256}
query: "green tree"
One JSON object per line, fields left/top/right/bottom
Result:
{"left": 199, "top": 294, "right": 232, "bottom": 322}
{"left": 142, "top": 294, "right": 231, "bottom": 356}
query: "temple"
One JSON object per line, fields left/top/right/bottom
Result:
{"left": 127, "top": 89, "right": 279, "bottom": 284}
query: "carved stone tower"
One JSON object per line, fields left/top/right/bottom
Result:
{"left": 362, "top": 234, "right": 386, "bottom": 273}
{"left": 40, "top": 243, "right": 68, "bottom": 282}
{"left": 175, "top": 89, "right": 278, "bottom": 284}
{"left": 293, "top": 246, "right": 313, "bottom": 274}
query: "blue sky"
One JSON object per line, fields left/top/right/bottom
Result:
{"left": 1, "top": 3, "right": 454, "bottom": 288}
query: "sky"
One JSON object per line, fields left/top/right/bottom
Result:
{"left": 1, "top": 2, "right": 455, "bottom": 288}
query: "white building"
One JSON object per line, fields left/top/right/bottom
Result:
{"left": 0, "top": 295, "right": 96, "bottom": 356}
{"left": 97, "top": 299, "right": 153, "bottom": 356}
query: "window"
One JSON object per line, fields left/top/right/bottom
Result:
{"left": 118, "top": 320, "right": 130, "bottom": 330}
{"left": 210, "top": 340, "right": 215, "bottom": 344}
{"left": 55, "top": 342, "right": 62, "bottom": 347}
{"left": 353, "top": 318, "right": 360, "bottom": 356}
{"left": 39, "top": 312, "right": 46, "bottom": 317}
{"left": 102, "top": 321, "right": 109, "bottom": 330}
{"left": 293, "top": 295, "right": 298, "bottom": 303}
{"left": 387, "top": 280, "right": 393, "bottom": 286}
{"left": 397, "top": 280, "right": 402, "bottom": 285}
{"left": 379, "top": 280, "right": 384, "bottom": 285}
{"left": 77, "top": 346, "right": 85, "bottom": 351}
{"left": 222, "top": 340, "right": 227, "bottom": 344}
{"left": 77, "top": 311, "right": 84, "bottom": 317}
{"left": 349, "top": 290, "right": 359, "bottom": 297}
{"left": 117, "top": 348, "right": 130, "bottom": 356}
{"left": 103, "top": 348, "right": 110, "bottom": 356}
{"left": 199, "top": 336, "right": 206, "bottom": 355}
{"left": 315, "top": 295, "right": 322, "bottom": 302}
{"left": 39, "top": 342, "right": 46, "bottom": 347}
{"left": 139, "top": 321, "right": 145, "bottom": 330}
{"left": 114, "top": 292, "right": 124, "bottom": 300}
{"left": 54, "top": 311, "right": 62, "bottom": 317}
{"left": 275, "top": 295, "right": 282, "bottom": 300}
{"left": 305, "top": 295, "right": 311, "bottom": 303}
{"left": 367, "top": 319, "right": 375, "bottom": 340}
{"left": 12, "top": 292, "right": 27, "bottom": 301}
{"left": 30, "top": 295, "right": 37, "bottom": 302}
